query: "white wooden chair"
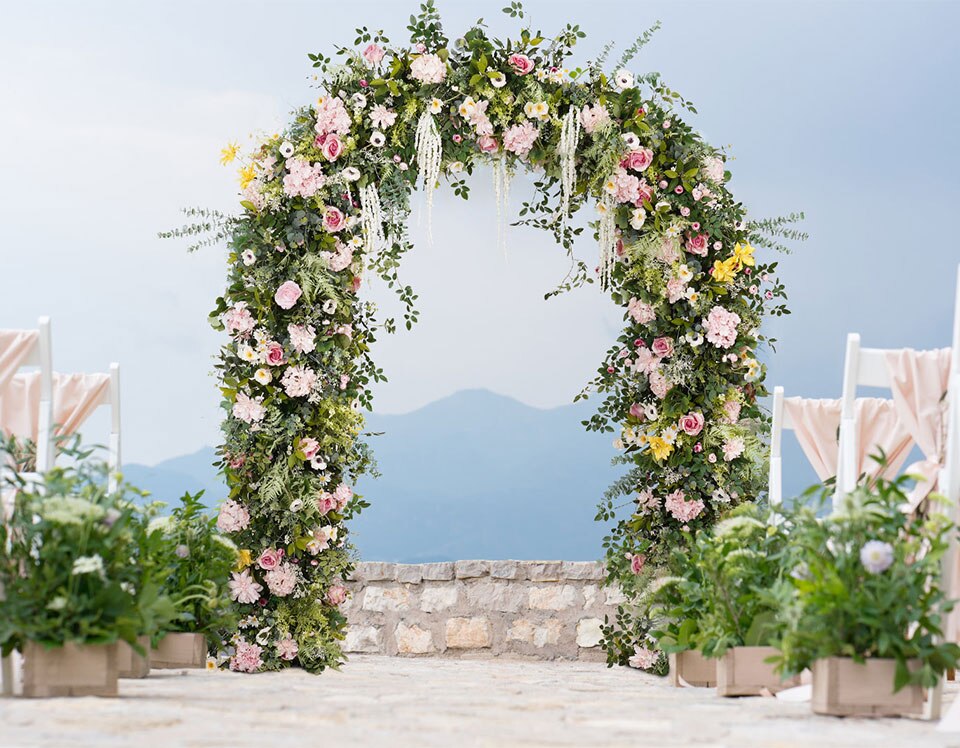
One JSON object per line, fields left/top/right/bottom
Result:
{"left": 768, "top": 386, "right": 791, "bottom": 507}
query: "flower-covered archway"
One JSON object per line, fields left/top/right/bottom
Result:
{"left": 191, "top": 2, "right": 799, "bottom": 673}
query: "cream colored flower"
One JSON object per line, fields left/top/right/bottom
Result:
{"left": 428, "top": 97, "right": 443, "bottom": 115}
{"left": 254, "top": 368, "right": 272, "bottom": 385}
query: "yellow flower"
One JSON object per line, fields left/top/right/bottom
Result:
{"left": 648, "top": 436, "right": 674, "bottom": 462}
{"left": 732, "top": 242, "right": 755, "bottom": 269}
{"left": 235, "top": 549, "right": 252, "bottom": 571}
{"left": 238, "top": 165, "right": 256, "bottom": 189}
{"left": 220, "top": 142, "right": 239, "bottom": 165}
{"left": 712, "top": 257, "right": 738, "bottom": 283}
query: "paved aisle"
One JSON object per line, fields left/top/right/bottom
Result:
{"left": 1, "top": 656, "right": 957, "bottom": 747}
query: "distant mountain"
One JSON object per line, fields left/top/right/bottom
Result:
{"left": 123, "top": 390, "right": 625, "bottom": 562}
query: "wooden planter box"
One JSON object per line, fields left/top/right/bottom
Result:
{"left": 669, "top": 650, "right": 717, "bottom": 687}
{"left": 150, "top": 633, "right": 206, "bottom": 669}
{"left": 716, "top": 646, "right": 801, "bottom": 697}
{"left": 22, "top": 641, "right": 118, "bottom": 698}
{"left": 117, "top": 635, "right": 151, "bottom": 679}
{"left": 812, "top": 656, "right": 925, "bottom": 717}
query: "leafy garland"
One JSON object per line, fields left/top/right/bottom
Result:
{"left": 163, "top": 1, "right": 802, "bottom": 673}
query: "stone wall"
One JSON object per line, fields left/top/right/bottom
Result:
{"left": 343, "top": 560, "right": 623, "bottom": 660}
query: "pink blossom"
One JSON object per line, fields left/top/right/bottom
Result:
{"left": 314, "top": 96, "right": 352, "bottom": 136}
{"left": 334, "top": 483, "right": 352, "bottom": 510}
{"left": 629, "top": 553, "right": 646, "bottom": 575}
{"left": 323, "top": 241, "right": 353, "bottom": 271}
{"left": 339, "top": 374, "right": 350, "bottom": 390}
{"left": 679, "top": 412, "right": 705, "bottom": 436}
{"left": 362, "top": 43, "right": 385, "bottom": 65}
{"left": 651, "top": 337, "right": 673, "bottom": 358}
{"left": 666, "top": 278, "right": 687, "bottom": 304}
{"left": 224, "top": 304, "right": 255, "bottom": 337}
{"left": 607, "top": 168, "right": 642, "bottom": 204}
{"left": 635, "top": 179, "right": 654, "bottom": 207}
{"left": 264, "top": 562, "right": 298, "bottom": 597}
{"left": 288, "top": 323, "right": 317, "bottom": 354}
{"left": 627, "top": 297, "right": 655, "bottom": 325}
{"left": 502, "top": 122, "right": 540, "bottom": 158}
{"left": 637, "top": 489, "right": 660, "bottom": 513}
{"left": 228, "top": 570, "right": 263, "bottom": 604}
{"left": 702, "top": 155, "right": 725, "bottom": 183}
{"left": 319, "top": 133, "right": 343, "bottom": 162}
{"left": 629, "top": 402, "right": 645, "bottom": 420}
{"left": 621, "top": 148, "right": 654, "bottom": 172}
{"left": 317, "top": 492, "right": 337, "bottom": 515}
{"left": 649, "top": 369, "right": 670, "bottom": 399}
{"left": 685, "top": 233, "right": 710, "bottom": 257}
{"left": 334, "top": 323, "right": 353, "bottom": 338}
{"left": 276, "top": 637, "right": 299, "bottom": 661}
{"left": 281, "top": 365, "right": 317, "bottom": 397}
{"left": 370, "top": 104, "right": 397, "bottom": 129}
{"left": 703, "top": 306, "right": 741, "bottom": 349}
{"left": 722, "top": 400, "right": 742, "bottom": 424}
{"left": 322, "top": 206, "right": 347, "bottom": 233}
{"left": 508, "top": 53, "right": 535, "bottom": 75}
{"left": 629, "top": 645, "right": 659, "bottom": 670}
{"left": 299, "top": 436, "right": 320, "bottom": 460}
{"left": 282, "top": 157, "right": 326, "bottom": 198}
{"left": 580, "top": 103, "right": 610, "bottom": 135}
{"left": 217, "top": 499, "right": 250, "bottom": 533}
{"left": 307, "top": 525, "right": 336, "bottom": 554}
{"left": 232, "top": 392, "right": 265, "bottom": 425}
{"left": 230, "top": 641, "right": 263, "bottom": 672}
{"left": 264, "top": 342, "right": 285, "bottom": 366}
{"left": 633, "top": 348, "right": 659, "bottom": 375}
{"left": 657, "top": 238, "right": 680, "bottom": 265}
{"left": 477, "top": 135, "right": 499, "bottom": 153}
{"left": 664, "top": 490, "right": 705, "bottom": 522}
{"left": 257, "top": 548, "right": 283, "bottom": 571}
{"left": 409, "top": 53, "right": 446, "bottom": 84}
{"left": 722, "top": 437, "right": 745, "bottom": 462}
{"left": 326, "top": 584, "right": 348, "bottom": 606}
{"left": 274, "top": 281, "right": 303, "bottom": 310}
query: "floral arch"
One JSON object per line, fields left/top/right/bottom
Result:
{"left": 182, "top": 2, "right": 799, "bottom": 673}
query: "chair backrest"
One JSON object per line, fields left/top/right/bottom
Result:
{"left": 769, "top": 386, "right": 788, "bottom": 506}
{"left": 0, "top": 317, "right": 54, "bottom": 474}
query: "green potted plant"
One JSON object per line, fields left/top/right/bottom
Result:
{"left": 0, "top": 453, "right": 173, "bottom": 697}
{"left": 149, "top": 492, "right": 237, "bottom": 669}
{"left": 775, "top": 472, "right": 960, "bottom": 716}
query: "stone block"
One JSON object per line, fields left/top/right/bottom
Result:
{"left": 420, "top": 585, "right": 459, "bottom": 613}
{"left": 507, "top": 618, "right": 563, "bottom": 649}
{"left": 465, "top": 581, "right": 526, "bottom": 613}
{"left": 396, "top": 565, "right": 423, "bottom": 584}
{"left": 395, "top": 622, "right": 434, "bottom": 654}
{"left": 576, "top": 618, "right": 604, "bottom": 648}
{"left": 561, "top": 562, "right": 605, "bottom": 581}
{"left": 421, "top": 562, "right": 455, "bottom": 581}
{"left": 362, "top": 586, "right": 410, "bottom": 613}
{"left": 604, "top": 585, "right": 627, "bottom": 606}
{"left": 454, "top": 560, "right": 489, "bottom": 579}
{"left": 523, "top": 561, "right": 565, "bottom": 581}
{"left": 353, "top": 562, "right": 396, "bottom": 582}
{"left": 528, "top": 585, "right": 579, "bottom": 611}
{"left": 506, "top": 619, "right": 536, "bottom": 645}
{"left": 446, "top": 617, "right": 492, "bottom": 649}
{"left": 582, "top": 584, "right": 600, "bottom": 609}
{"left": 489, "top": 560, "right": 519, "bottom": 579}
{"left": 344, "top": 626, "right": 381, "bottom": 653}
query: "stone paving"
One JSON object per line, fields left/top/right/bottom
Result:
{"left": 3, "top": 656, "right": 960, "bottom": 747}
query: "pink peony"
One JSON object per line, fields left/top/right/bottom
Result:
{"left": 649, "top": 369, "right": 670, "bottom": 399}
{"left": 703, "top": 306, "right": 741, "bottom": 349}
{"left": 274, "top": 281, "right": 303, "bottom": 310}
{"left": 723, "top": 437, "right": 745, "bottom": 462}
{"left": 230, "top": 641, "right": 263, "bottom": 673}
{"left": 228, "top": 569, "right": 262, "bottom": 604}
{"left": 409, "top": 53, "right": 446, "bottom": 84}
{"left": 664, "top": 490, "right": 705, "bottom": 522}
{"left": 702, "top": 155, "right": 725, "bottom": 183}
{"left": 627, "top": 297, "right": 655, "bottom": 325}
{"left": 580, "top": 103, "right": 610, "bottom": 135}
{"left": 264, "top": 562, "right": 298, "bottom": 597}
{"left": 657, "top": 238, "right": 680, "bottom": 265}
{"left": 323, "top": 241, "right": 353, "bottom": 271}
{"left": 232, "top": 392, "right": 265, "bottom": 424}
{"left": 276, "top": 637, "right": 299, "bottom": 661}
{"left": 370, "top": 104, "right": 397, "bottom": 129}
{"left": 362, "top": 43, "right": 385, "bottom": 65}
{"left": 317, "top": 492, "right": 337, "bottom": 515}
{"left": 666, "top": 278, "right": 687, "bottom": 304}
{"left": 314, "top": 96, "right": 352, "bottom": 136}
{"left": 651, "top": 337, "right": 673, "bottom": 358}
{"left": 281, "top": 365, "right": 317, "bottom": 398}
{"left": 502, "top": 121, "right": 539, "bottom": 158}
{"left": 607, "top": 168, "right": 642, "bottom": 204}
{"left": 629, "top": 553, "right": 646, "bottom": 575}
{"left": 257, "top": 548, "right": 283, "bottom": 571}
{"left": 288, "top": 324, "right": 316, "bottom": 354}
{"left": 477, "top": 135, "right": 499, "bottom": 153}
{"left": 685, "top": 233, "right": 710, "bottom": 257}
{"left": 217, "top": 499, "right": 251, "bottom": 533}
{"left": 319, "top": 133, "right": 343, "bottom": 162}
{"left": 629, "top": 645, "right": 659, "bottom": 670}
{"left": 633, "top": 348, "right": 659, "bottom": 375}
{"left": 508, "top": 53, "right": 535, "bottom": 75}
{"left": 621, "top": 148, "right": 654, "bottom": 172}
{"left": 224, "top": 303, "right": 255, "bottom": 337}
{"left": 322, "top": 206, "right": 346, "bottom": 233}
{"left": 326, "top": 584, "right": 348, "bottom": 606}
{"left": 282, "top": 157, "right": 326, "bottom": 198}
{"left": 679, "top": 412, "right": 705, "bottom": 436}
{"left": 722, "top": 400, "right": 742, "bottom": 424}
{"left": 264, "top": 342, "right": 285, "bottom": 366}
{"left": 299, "top": 436, "right": 320, "bottom": 460}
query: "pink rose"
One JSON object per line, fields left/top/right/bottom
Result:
{"left": 326, "top": 584, "right": 348, "bottom": 606}
{"left": 317, "top": 492, "right": 337, "bottom": 515}
{"left": 322, "top": 206, "right": 346, "bottom": 232}
{"left": 685, "top": 233, "right": 710, "bottom": 256}
{"left": 651, "top": 337, "right": 673, "bottom": 358}
{"left": 621, "top": 148, "right": 653, "bottom": 172}
{"left": 629, "top": 553, "right": 646, "bottom": 575}
{"left": 477, "top": 135, "right": 499, "bottom": 153}
{"left": 679, "top": 412, "right": 705, "bottom": 437}
{"left": 265, "top": 342, "right": 285, "bottom": 366}
{"left": 508, "top": 53, "right": 535, "bottom": 75}
{"left": 257, "top": 548, "right": 283, "bottom": 571}
{"left": 274, "top": 281, "right": 302, "bottom": 310}
{"left": 320, "top": 133, "right": 343, "bottom": 162}
{"left": 629, "top": 402, "right": 644, "bottom": 420}
{"left": 362, "top": 43, "right": 385, "bottom": 65}
{"left": 299, "top": 436, "right": 320, "bottom": 460}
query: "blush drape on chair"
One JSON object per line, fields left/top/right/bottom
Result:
{"left": 884, "top": 348, "right": 953, "bottom": 510}
{"left": 0, "top": 372, "right": 110, "bottom": 440}
{"left": 783, "top": 397, "right": 912, "bottom": 481}
{"left": 0, "top": 330, "right": 39, "bottom": 391}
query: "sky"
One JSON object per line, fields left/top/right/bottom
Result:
{"left": 2, "top": 0, "right": 959, "bottom": 501}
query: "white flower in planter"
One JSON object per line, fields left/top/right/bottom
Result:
{"left": 860, "top": 540, "right": 894, "bottom": 574}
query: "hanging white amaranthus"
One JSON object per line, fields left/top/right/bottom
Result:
{"left": 359, "top": 182, "right": 384, "bottom": 255}
{"left": 597, "top": 194, "right": 617, "bottom": 290}
{"left": 558, "top": 106, "right": 581, "bottom": 225}
{"left": 414, "top": 109, "right": 442, "bottom": 241}
{"left": 492, "top": 155, "right": 513, "bottom": 258}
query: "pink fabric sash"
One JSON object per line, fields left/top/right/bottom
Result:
{"left": 783, "top": 397, "right": 912, "bottom": 481}
{"left": 0, "top": 372, "right": 110, "bottom": 440}
{"left": 0, "top": 330, "right": 39, "bottom": 391}
{"left": 884, "top": 348, "right": 952, "bottom": 509}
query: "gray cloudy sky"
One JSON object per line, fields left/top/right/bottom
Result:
{"left": 2, "top": 0, "right": 959, "bottom": 484}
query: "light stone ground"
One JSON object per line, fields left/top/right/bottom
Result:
{"left": 2, "top": 656, "right": 960, "bottom": 748}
